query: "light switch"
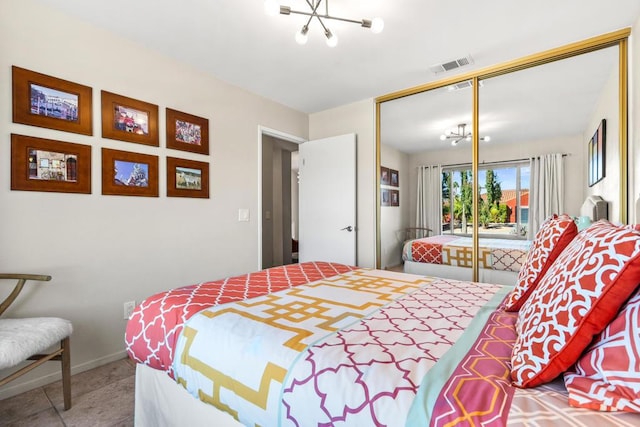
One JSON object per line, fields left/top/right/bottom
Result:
{"left": 265, "top": 210, "right": 271, "bottom": 220}
{"left": 238, "top": 208, "right": 250, "bottom": 222}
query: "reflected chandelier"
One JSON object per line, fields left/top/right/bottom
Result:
{"left": 440, "top": 123, "right": 490, "bottom": 146}
{"left": 264, "top": 0, "right": 384, "bottom": 47}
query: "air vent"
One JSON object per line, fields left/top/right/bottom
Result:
{"left": 429, "top": 54, "right": 475, "bottom": 74}
{"left": 447, "top": 79, "right": 484, "bottom": 91}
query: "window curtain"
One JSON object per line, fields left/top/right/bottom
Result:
{"left": 416, "top": 165, "right": 442, "bottom": 235}
{"left": 529, "top": 153, "right": 564, "bottom": 237}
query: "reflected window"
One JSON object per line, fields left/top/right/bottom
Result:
{"left": 441, "top": 161, "right": 530, "bottom": 238}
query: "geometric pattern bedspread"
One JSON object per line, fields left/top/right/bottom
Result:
{"left": 125, "top": 262, "right": 356, "bottom": 375}
{"left": 403, "top": 235, "right": 531, "bottom": 272}
{"left": 172, "top": 269, "right": 505, "bottom": 426}
{"left": 128, "top": 264, "right": 640, "bottom": 426}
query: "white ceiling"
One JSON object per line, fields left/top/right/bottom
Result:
{"left": 31, "top": 0, "right": 640, "bottom": 116}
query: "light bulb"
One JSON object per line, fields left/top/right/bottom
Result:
{"left": 440, "top": 135, "right": 446, "bottom": 141}
{"left": 264, "top": 0, "right": 279, "bottom": 16}
{"left": 370, "top": 17, "right": 384, "bottom": 34}
{"left": 483, "top": 136, "right": 491, "bottom": 142}
{"left": 451, "top": 140, "right": 458, "bottom": 146}
{"left": 466, "top": 135, "right": 471, "bottom": 141}
{"left": 295, "top": 26, "right": 308, "bottom": 45}
{"left": 325, "top": 30, "right": 338, "bottom": 47}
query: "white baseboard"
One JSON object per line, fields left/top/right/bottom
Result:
{"left": 0, "top": 349, "right": 128, "bottom": 400}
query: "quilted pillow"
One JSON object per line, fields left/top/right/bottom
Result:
{"left": 564, "top": 286, "right": 640, "bottom": 412}
{"left": 504, "top": 214, "right": 577, "bottom": 311}
{"left": 511, "top": 220, "right": 640, "bottom": 388}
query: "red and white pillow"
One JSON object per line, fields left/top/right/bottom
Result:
{"left": 504, "top": 214, "right": 577, "bottom": 311}
{"left": 564, "top": 287, "right": 640, "bottom": 412}
{"left": 510, "top": 220, "right": 640, "bottom": 388}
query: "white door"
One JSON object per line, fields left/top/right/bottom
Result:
{"left": 298, "top": 133, "right": 356, "bottom": 265}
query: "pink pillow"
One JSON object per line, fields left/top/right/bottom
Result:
{"left": 511, "top": 220, "right": 640, "bottom": 388}
{"left": 504, "top": 214, "right": 577, "bottom": 311}
{"left": 564, "top": 287, "right": 640, "bottom": 412}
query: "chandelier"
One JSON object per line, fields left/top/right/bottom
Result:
{"left": 440, "top": 124, "right": 491, "bottom": 146}
{"left": 264, "top": 0, "right": 384, "bottom": 47}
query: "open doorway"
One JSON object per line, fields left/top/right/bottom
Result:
{"left": 260, "top": 129, "right": 303, "bottom": 269}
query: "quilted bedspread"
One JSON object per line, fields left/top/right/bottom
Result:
{"left": 403, "top": 235, "right": 531, "bottom": 272}
{"left": 172, "top": 269, "right": 506, "bottom": 426}
{"left": 124, "top": 262, "right": 356, "bottom": 374}
{"left": 129, "top": 264, "right": 640, "bottom": 426}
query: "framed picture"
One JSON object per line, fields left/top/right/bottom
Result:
{"left": 101, "top": 91, "right": 159, "bottom": 146}
{"left": 381, "top": 188, "right": 390, "bottom": 206}
{"left": 166, "top": 157, "right": 210, "bottom": 198}
{"left": 391, "top": 189, "right": 400, "bottom": 206}
{"left": 12, "top": 66, "right": 93, "bottom": 135}
{"left": 101, "top": 148, "right": 159, "bottom": 197}
{"left": 166, "top": 108, "right": 209, "bottom": 155}
{"left": 390, "top": 169, "right": 399, "bottom": 187}
{"left": 380, "top": 166, "right": 390, "bottom": 186}
{"left": 11, "top": 134, "right": 91, "bottom": 194}
{"left": 588, "top": 119, "right": 606, "bottom": 187}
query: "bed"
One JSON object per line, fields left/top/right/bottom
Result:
{"left": 126, "top": 217, "right": 640, "bottom": 427}
{"left": 402, "top": 234, "right": 531, "bottom": 285}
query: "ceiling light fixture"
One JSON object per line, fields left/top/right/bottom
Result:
{"left": 264, "top": 0, "right": 383, "bottom": 47}
{"left": 440, "top": 123, "right": 491, "bottom": 146}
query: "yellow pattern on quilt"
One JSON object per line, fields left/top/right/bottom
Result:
{"left": 442, "top": 245, "right": 491, "bottom": 268}
{"left": 172, "top": 269, "right": 433, "bottom": 426}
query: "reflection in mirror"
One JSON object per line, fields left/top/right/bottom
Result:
{"left": 379, "top": 83, "right": 473, "bottom": 280}
{"left": 478, "top": 46, "right": 619, "bottom": 233}
{"left": 378, "top": 40, "right": 626, "bottom": 285}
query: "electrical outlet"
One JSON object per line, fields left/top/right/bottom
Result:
{"left": 123, "top": 300, "right": 136, "bottom": 319}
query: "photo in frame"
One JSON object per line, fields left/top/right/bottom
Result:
{"left": 101, "top": 91, "right": 159, "bottom": 146}
{"left": 101, "top": 148, "right": 158, "bottom": 197}
{"left": 11, "top": 134, "right": 91, "bottom": 194}
{"left": 390, "top": 169, "right": 399, "bottom": 187}
{"left": 588, "top": 119, "right": 606, "bottom": 187}
{"left": 166, "top": 157, "right": 210, "bottom": 198}
{"left": 380, "top": 166, "right": 390, "bottom": 186}
{"left": 166, "top": 108, "right": 209, "bottom": 155}
{"left": 12, "top": 66, "right": 93, "bottom": 135}
{"left": 381, "top": 188, "right": 391, "bottom": 206}
{"left": 390, "top": 189, "right": 400, "bottom": 206}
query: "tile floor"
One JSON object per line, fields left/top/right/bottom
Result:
{"left": 0, "top": 357, "right": 135, "bottom": 427}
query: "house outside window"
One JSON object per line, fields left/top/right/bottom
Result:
{"left": 441, "top": 161, "right": 530, "bottom": 238}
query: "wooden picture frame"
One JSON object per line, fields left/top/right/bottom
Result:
{"left": 11, "top": 134, "right": 91, "bottom": 194}
{"left": 166, "top": 157, "right": 210, "bottom": 198}
{"left": 101, "top": 148, "right": 159, "bottom": 197}
{"left": 166, "top": 108, "right": 209, "bottom": 155}
{"left": 381, "top": 188, "right": 390, "bottom": 206}
{"left": 12, "top": 66, "right": 93, "bottom": 135}
{"left": 380, "top": 166, "right": 390, "bottom": 186}
{"left": 390, "top": 169, "right": 399, "bottom": 187}
{"left": 101, "top": 91, "right": 159, "bottom": 146}
{"left": 588, "top": 119, "right": 606, "bottom": 187}
{"left": 391, "top": 189, "right": 400, "bottom": 206}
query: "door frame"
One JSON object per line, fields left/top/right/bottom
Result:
{"left": 257, "top": 126, "right": 306, "bottom": 270}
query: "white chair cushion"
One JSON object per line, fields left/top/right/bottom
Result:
{"left": 0, "top": 317, "right": 72, "bottom": 369}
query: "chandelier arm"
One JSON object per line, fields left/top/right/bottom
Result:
{"left": 285, "top": 9, "right": 366, "bottom": 25}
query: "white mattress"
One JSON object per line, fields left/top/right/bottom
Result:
{"left": 134, "top": 363, "right": 243, "bottom": 427}
{"left": 403, "top": 260, "right": 518, "bottom": 286}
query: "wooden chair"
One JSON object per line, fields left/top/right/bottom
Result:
{"left": 0, "top": 274, "right": 72, "bottom": 410}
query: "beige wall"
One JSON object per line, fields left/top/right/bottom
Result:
{"left": 309, "top": 99, "right": 377, "bottom": 268}
{"left": 0, "top": 0, "right": 308, "bottom": 398}
{"left": 380, "top": 144, "right": 410, "bottom": 268}
{"left": 585, "top": 66, "right": 621, "bottom": 222}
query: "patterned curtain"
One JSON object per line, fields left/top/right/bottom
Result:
{"left": 529, "top": 153, "right": 564, "bottom": 237}
{"left": 416, "top": 165, "right": 442, "bottom": 235}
